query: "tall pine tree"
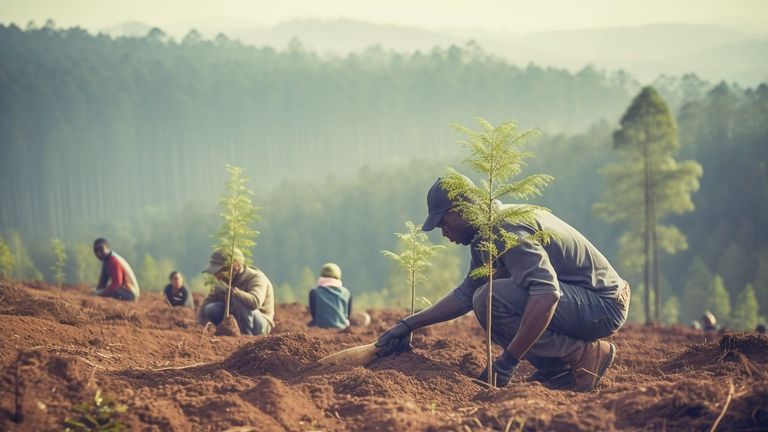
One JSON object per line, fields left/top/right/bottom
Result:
{"left": 732, "top": 284, "right": 760, "bottom": 330}
{"left": 680, "top": 256, "right": 714, "bottom": 323}
{"left": 706, "top": 275, "right": 731, "bottom": 323}
{"left": 595, "top": 87, "right": 702, "bottom": 323}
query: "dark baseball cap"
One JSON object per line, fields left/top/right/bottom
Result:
{"left": 422, "top": 177, "right": 454, "bottom": 232}
{"left": 202, "top": 248, "right": 244, "bottom": 274}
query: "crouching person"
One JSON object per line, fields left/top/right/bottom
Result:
{"left": 197, "top": 248, "right": 275, "bottom": 335}
{"left": 93, "top": 238, "right": 140, "bottom": 301}
{"left": 308, "top": 263, "right": 352, "bottom": 329}
{"left": 377, "top": 178, "right": 630, "bottom": 392}
{"left": 164, "top": 271, "right": 194, "bottom": 308}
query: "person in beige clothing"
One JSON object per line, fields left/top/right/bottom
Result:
{"left": 198, "top": 248, "right": 274, "bottom": 335}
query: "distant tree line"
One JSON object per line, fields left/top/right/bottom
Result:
{"left": 0, "top": 24, "right": 766, "bottom": 329}
{"left": 0, "top": 23, "right": 636, "bottom": 236}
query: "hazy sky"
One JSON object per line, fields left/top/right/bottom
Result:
{"left": 1, "top": 0, "right": 767, "bottom": 35}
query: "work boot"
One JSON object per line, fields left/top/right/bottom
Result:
{"left": 572, "top": 340, "right": 616, "bottom": 392}
{"left": 527, "top": 368, "right": 576, "bottom": 390}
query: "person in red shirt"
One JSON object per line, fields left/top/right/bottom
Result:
{"left": 93, "top": 238, "right": 140, "bottom": 301}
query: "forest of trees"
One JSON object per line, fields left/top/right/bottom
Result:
{"left": 1, "top": 24, "right": 766, "bottom": 328}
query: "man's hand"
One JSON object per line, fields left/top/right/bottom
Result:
{"left": 211, "top": 282, "right": 229, "bottom": 296}
{"left": 477, "top": 350, "right": 519, "bottom": 387}
{"left": 375, "top": 320, "right": 413, "bottom": 357}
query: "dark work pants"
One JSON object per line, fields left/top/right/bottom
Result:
{"left": 203, "top": 299, "right": 270, "bottom": 335}
{"left": 96, "top": 287, "right": 136, "bottom": 301}
{"left": 472, "top": 278, "right": 629, "bottom": 371}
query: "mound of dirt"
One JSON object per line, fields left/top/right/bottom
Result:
{"left": 140, "top": 301, "right": 197, "bottom": 330}
{"left": 719, "top": 332, "right": 768, "bottom": 356}
{"left": 729, "top": 384, "right": 768, "bottom": 429}
{"left": 0, "top": 281, "right": 85, "bottom": 325}
{"left": 0, "top": 280, "right": 29, "bottom": 298}
{"left": 0, "top": 349, "right": 99, "bottom": 431}
{"left": 271, "top": 319, "right": 307, "bottom": 334}
{"left": 215, "top": 315, "right": 240, "bottom": 336}
{"left": 222, "top": 333, "right": 328, "bottom": 379}
{"left": 241, "top": 376, "right": 332, "bottom": 431}
{"left": 663, "top": 333, "right": 768, "bottom": 378}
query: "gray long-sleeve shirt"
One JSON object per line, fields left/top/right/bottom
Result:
{"left": 453, "top": 204, "right": 625, "bottom": 311}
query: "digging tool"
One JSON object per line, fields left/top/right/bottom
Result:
{"left": 316, "top": 342, "right": 379, "bottom": 367}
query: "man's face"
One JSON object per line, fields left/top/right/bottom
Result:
{"left": 214, "top": 260, "right": 241, "bottom": 282}
{"left": 438, "top": 210, "right": 476, "bottom": 245}
{"left": 170, "top": 273, "right": 184, "bottom": 290}
{"left": 93, "top": 244, "right": 109, "bottom": 261}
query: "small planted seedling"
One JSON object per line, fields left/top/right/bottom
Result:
{"left": 63, "top": 389, "right": 127, "bottom": 432}
{"left": 442, "top": 117, "right": 552, "bottom": 386}
{"left": 212, "top": 164, "right": 261, "bottom": 331}
{"left": 382, "top": 221, "right": 444, "bottom": 315}
{"left": 50, "top": 238, "right": 67, "bottom": 288}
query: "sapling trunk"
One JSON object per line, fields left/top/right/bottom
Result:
{"left": 442, "top": 118, "right": 553, "bottom": 389}
{"left": 381, "top": 221, "right": 443, "bottom": 319}
{"left": 486, "top": 180, "right": 494, "bottom": 387}
{"left": 213, "top": 164, "right": 260, "bottom": 323}
{"left": 224, "top": 235, "right": 237, "bottom": 317}
{"left": 486, "top": 264, "right": 494, "bottom": 386}
{"left": 411, "top": 268, "right": 416, "bottom": 315}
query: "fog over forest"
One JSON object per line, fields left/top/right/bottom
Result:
{"left": 0, "top": 21, "right": 766, "bottom": 326}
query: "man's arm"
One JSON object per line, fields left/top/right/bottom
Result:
{"left": 96, "top": 262, "right": 109, "bottom": 290}
{"left": 505, "top": 292, "right": 559, "bottom": 359}
{"left": 182, "top": 286, "right": 195, "bottom": 308}
{"left": 106, "top": 257, "right": 123, "bottom": 291}
{"left": 403, "top": 244, "right": 484, "bottom": 330}
{"left": 499, "top": 237, "right": 561, "bottom": 359}
{"left": 376, "top": 289, "right": 474, "bottom": 356}
{"left": 232, "top": 269, "right": 269, "bottom": 310}
{"left": 402, "top": 290, "right": 472, "bottom": 330}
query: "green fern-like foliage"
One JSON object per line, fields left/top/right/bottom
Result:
{"left": 213, "top": 164, "right": 261, "bottom": 315}
{"left": 382, "top": 221, "right": 445, "bottom": 314}
{"left": 215, "top": 164, "right": 261, "bottom": 265}
{"left": 441, "top": 117, "right": 552, "bottom": 386}
{"left": 442, "top": 118, "right": 552, "bottom": 279}
{"left": 50, "top": 238, "right": 67, "bottom": 287}
{"left": 63, "top": 389, "right": 126, "bottom": 432}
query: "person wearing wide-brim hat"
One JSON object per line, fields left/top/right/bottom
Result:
{"left": 197, "top": 248, "right": 275, "bottom": 335}
{"left": 308, "top": 263, "right": 353, "bottom": 329}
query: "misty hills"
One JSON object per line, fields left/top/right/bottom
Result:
{"left": 102, "top": 19, "right": 768, "bottom": 85}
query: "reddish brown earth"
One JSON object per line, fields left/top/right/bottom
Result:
{"left": 1, "top": 279, "right": 766, "bottom": 431}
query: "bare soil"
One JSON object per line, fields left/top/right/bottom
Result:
{"left": 0, "top": 279, "right": 766, "bottom": 431}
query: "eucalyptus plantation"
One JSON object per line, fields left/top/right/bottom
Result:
{"left": 442, "top": 118, "right": 552, "bottom": 386}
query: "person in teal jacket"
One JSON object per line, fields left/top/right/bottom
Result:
{"left": 308, "top": 263, "right": 352, "bottom": 329}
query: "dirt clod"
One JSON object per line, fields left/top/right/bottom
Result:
{"left": 215, "top": 315, "right": 240, "bottom": 336}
